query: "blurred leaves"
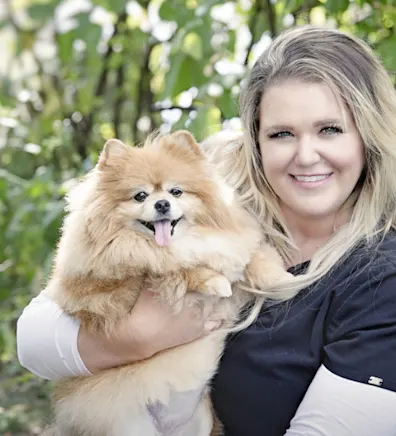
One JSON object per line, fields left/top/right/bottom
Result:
{"left": 1, "top": 0, "right": 396, "bottom": 433}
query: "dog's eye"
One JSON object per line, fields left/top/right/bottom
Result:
{"left": 134, "top": 192, "right": 148, "bottom": 202}
{"left": 169, "top": 187, "right": 183, "bottom": 197}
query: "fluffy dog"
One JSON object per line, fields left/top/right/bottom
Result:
{"left": 43, "top": 130, "right": 293, "bottom": 436}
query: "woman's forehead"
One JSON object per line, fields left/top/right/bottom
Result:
{"left": 258, "top": 80, "right": 352, "bottom": 129}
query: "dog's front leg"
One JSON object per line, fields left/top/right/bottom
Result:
{"left": 148, "top": 267, "right": 232, "bottom": 312}
{"left": 244, "top": 244, "right": 294, "bottom": 290}
{"left": 53, "top": 275, "right": 143, "bottom": 337}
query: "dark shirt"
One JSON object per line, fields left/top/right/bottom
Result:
{"left": 211, "top": 231, "right": 396, "bottom": 436}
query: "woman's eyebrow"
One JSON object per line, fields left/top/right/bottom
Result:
{"left": 261, "top": 124, "right": 293, "bottom": 133}
{"left": 312, "top": 118, "right": 343, "bottom": 127}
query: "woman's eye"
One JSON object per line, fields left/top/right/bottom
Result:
{"left": 134, "top": 192, "right": 148, "bottom": 202}
{"left": 169, "top": 187, "right": 183, "bottom": 197}
{"left": 321, "top": 125, "right": 343, "bottom": 135}
{"left": 268, "top": 131, "right": 293, "bottom": 139}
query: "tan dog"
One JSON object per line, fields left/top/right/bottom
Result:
{"left": 43, "top": 131, "right": 293, "bottom": 436}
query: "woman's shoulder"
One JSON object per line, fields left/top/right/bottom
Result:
{"left": 340, "top": 229, "right": 396, "bottom": 278}
{"left": 322, "top": 229, "right": 396, "bottom": 324}
{"left": 302, "top": 230, "right": 396, "bottom": 319}
{"left": 322, "top": 230, "right": 396, "bottom": 391}
{"left": 350, "top": 229, "right": 396, "bottom": 283}
{"left": 373, "top": 229, "right": 396, "bottom": 268}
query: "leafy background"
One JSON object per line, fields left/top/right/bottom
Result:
{"left": 1, "top": 0, "right": 395, "bottom": 433}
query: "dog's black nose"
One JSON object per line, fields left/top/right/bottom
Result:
{"left": 154, "top": 199, "right": 171, "bottom": 214}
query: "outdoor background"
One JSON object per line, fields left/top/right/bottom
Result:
{"left": 1, "top": 0, "right": 395, "bottom": 433}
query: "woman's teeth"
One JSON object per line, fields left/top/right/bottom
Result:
{"left": 293, "top": 174, "right": 331, "bottom": 182}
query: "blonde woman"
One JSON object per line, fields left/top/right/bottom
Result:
{"left": 17, "top": 25, "right": 396, "bottom": 435}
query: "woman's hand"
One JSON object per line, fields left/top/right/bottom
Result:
{"left": 78, "top": 290, "right": 221, "bottom": 373}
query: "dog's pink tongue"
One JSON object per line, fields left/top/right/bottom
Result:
{"left": 154, "top": 220, "right": 172, "bottom": 246}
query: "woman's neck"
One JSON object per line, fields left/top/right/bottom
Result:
{"left": 280, "top": 204, "right": 351, "bottom": 267}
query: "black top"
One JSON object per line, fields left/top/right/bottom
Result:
{"left": 211, "top": 231, "right": 396, "bottom": 436}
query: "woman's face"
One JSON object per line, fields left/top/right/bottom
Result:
{"left": 258, "top": 80, "right": 365, "bottom": 221}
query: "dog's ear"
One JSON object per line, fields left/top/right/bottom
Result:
{"left": 170, "top": 130, "right": 203, "bottom": 157}
{"left": 97, "top": 139, "right": 130, "bottom": 170}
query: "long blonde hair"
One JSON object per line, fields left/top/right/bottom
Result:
{"left": 203, "top": 25, "right": 396, "bottom": 326}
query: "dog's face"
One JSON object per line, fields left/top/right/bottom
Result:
{"left": 125, "top": 183, "right": 185, "bottom": 246}
{"left": 95, "top": 131, "right": 231, "bottom": 246}
{"left": 115, "top": 174, "right": 202, "bottom": 247}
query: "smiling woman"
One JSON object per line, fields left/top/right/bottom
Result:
{"left": 208, "top": 25, "right": 396, "bottom": 435}
{"left": 258, "top": 80, "right": 365, "bottom": 258}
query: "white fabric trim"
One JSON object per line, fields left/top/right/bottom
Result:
{"left": 17, "top": 292, "right": 91, "bottom": 380}
{"left": 285, "top": 365, "right": 396, "bottom": 436}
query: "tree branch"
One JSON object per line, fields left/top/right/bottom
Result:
{"left": 244, "top": 0, "right": 265, "bottom": 66}
{"left": 113, "top": 64, "right": 125, "bottom": 139}
{"left": 265, "top": 0, "right": 277, "bottom": 38}
{"left": 150, "top": 105, "right": 198, "bottom": 112}
{"left": 132, "top": 41, "right": 157, "bottom": 143}
{"left": 72, "top": 11, "right": 128, "bottom": 160}
{"left": 291, "top": 0, "right": 319, "bottom": 19}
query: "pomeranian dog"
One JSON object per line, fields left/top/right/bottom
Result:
{"left": 43, "top": 130, "right": 293, "bottom": 436}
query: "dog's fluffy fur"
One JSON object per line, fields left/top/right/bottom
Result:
{"left": 44, "top": 131, "right": 293, "bottom": 436}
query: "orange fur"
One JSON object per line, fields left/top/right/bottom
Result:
{"left": 45, "top": 130, "right": 293, "bottom": 436}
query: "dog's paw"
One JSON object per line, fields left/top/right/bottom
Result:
{"left": 200, "top": 275, "right": 232, "bottom": 297}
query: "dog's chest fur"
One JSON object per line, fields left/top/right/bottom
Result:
{"left": 169, "top": 232, "right": 257, "bottom": 282}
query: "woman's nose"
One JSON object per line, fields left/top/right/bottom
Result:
{"left": 294, "top": 136, "right": 321, "bottom": 167}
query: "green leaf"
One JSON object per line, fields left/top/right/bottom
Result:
{"left": 0, "top": 323, "right": 15, "bottom": 363}
{"left": 162, "top": 50, "right": 210, "bottom": 98}
{"left": 110, "top": 0, "right": 128, "bottom": 13}
{"left": 0, "top": 77, "right": 17, "bottom": 107}
{"left": 162, "top": 52, "right": 186, "bottom": 98}
{"left": 283, "top": 0, "right": 315, "bottom": 13}
{"left": 27, "top": 1, "right": 58, "bottom": 21}
{"left": 377, "top": 36, "right": 396, "bottom": 71}
{"left": 182, "top": 32, "right": 203, "bottom": 60}
{"left": 14, "top": 31, "right": 36, "bottom": 56}
{"left": 0, "top": 19, "right": 9, "bottom": 31}
{"left": 218, "top": 88, "right": 238, "bottom": 120}
{"left": 56, "top": 31, "right": 75, "bottom": 67}
{"left": 195, "top": 15, "right": 213, "bottom": 56}
{"left": 227, "top": 29, "right": 236, "bottom": 53}
{"left": 75, "top": 13, "right": 102, "bottom": 43}
{"left": 43, "top": 201, "right": 64, "bottom": 229}
{"left": 168, "top": 55, "right": 207, "bottom": 98}
{"left": 91, "top": 0, "right": 127, "bottom": 13}
{"left": 159, "top": 0, "right": 195, "bottom": 25}
{"left": 326, "top": 0, "right": 350, "bottom": 15}
{"left": 78, "top": 81, "right": 97, "bottom": 115}
{"left": 252, "top": 11, "right": 269, "bottom": 42}
{"left": 188, "top": 106, "right": 221, "bottom": 141}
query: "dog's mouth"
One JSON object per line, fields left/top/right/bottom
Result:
{"left": 138, "top": 217, "right": 183, "bottom": 246}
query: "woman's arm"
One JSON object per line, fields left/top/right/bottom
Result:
{"left": 285, "top": 269, "right": 396, "bottom": 435}
{"left": 17, "top": 292, "right": 90, "bottom": 379}
{"left": 17, "top": 289, "right": 220, "bottom": 380}
{"left": 285, "top": 365, "right": 396, "bottom": 436}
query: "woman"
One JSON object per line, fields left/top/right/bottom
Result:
{"left": 17, "top": 25, "right": 396, "bottom": 435}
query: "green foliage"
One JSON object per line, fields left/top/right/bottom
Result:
{"left": 1, "top": 0, "right": 395, "bottom": 433}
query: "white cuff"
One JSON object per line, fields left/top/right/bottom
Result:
{"left": 17, "top": 292, "right": 91, "bottom": 380}
{"left": 285, "top": 365, "right": 396, "bottom": 435}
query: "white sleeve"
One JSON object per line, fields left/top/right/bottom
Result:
{"left": 16, "top": 291, "right": 91, "bottom": 380}
{"left": 285, "top": 365, "right": 396, "bottom": 436}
